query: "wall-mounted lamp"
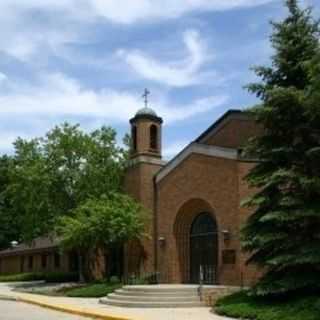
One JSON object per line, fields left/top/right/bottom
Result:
{"left": 158, "top": 237, "right": 166, "bottom": 248}
{"left": 10, "top": 241, "right": 18, "bottom": 248}
{"left": 222, "top": 230, "right": 231, "bottom": 241}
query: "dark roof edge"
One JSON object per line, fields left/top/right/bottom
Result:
{"left": 0, "top": 237, "right": 60, "bottom": 257}
{"left": 195, "top": 109, "right": 243, "bottom": 143}
{"left": 130, "top": 114, "right": 163, "bottom": 124}
{"left": 0, "top": 245, "right": 59, "bottom": 257}
{"left": 155, "top": 142, "right": 194, "bottom": 180}
{"left": 155, "top": 109, "right": 243, "bottom": 180}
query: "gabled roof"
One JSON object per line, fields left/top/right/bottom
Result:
{"left": 156, "top": 143, "right": 238, "bottom": 183}
{"left": 0, "top": 237, "right": 60, "bottom": 257}
{"left": 195, "top": 109, "right": 249, "bottom": 143}
{"left": 155, "top": 109, "right": 248, "bottom": 184}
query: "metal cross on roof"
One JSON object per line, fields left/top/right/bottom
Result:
{"left": 142, "top": 88, "right": 150, "bottom": 108}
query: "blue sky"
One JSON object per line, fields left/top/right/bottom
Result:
{"left": 0, "top": 0, "right": 318, "bottom": 159}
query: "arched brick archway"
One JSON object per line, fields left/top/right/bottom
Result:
{"left": 173, "top": 199, "right": 219, "bottom": 284}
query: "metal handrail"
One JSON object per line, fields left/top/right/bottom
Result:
{"left": 121, "top": 271, "right": 164, "bottom": 285}
{"left": 198, "top": 265, "right": 204, "bottom": 302}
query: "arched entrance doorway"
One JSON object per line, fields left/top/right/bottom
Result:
{"left": 190, "top": 213, "right": 218, "bottom": 284}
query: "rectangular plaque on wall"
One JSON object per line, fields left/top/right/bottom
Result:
{"left": 222, "top": 250, "right": 236, "bottom": 265}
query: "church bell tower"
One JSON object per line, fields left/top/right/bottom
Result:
{"left": 124, "top": 89, "right": 165, "bottom": 276}
{"left": 129, "top": 91, "right": 163, "bottom": 159}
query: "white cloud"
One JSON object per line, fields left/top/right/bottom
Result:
{"left": 0, "top": 0, "right": 276, "bottom": 26}
{"left": 0, "top": 134, "right": 17, "bottom": 152}
{"left": 118, "top": 29, "right": 220, "bottom": 87}
{"left": 89, "top": 0, "right": 276, "bottom": 24}
{"left": 158, "top": 95, "right": 228, "bottom": 123}
{"left": 0, "top": 0, "right": 276, "bottom": 62}
{"left": 0, "top": 73, "right": 7, "bottom": 83}
{"left": 0, "top": 1, "right": 87, "bottom": 61}
{"left": 0, "top": 73, "right": 228, "bottom": 124}
{"left": 0, "top": 72, "right": 228, "bottom": 153}
{"left": 0, "top": 132, "right": 34, "bottom": 154}
{"left": 163, "top": 140, "right": 189, "bottom": 159}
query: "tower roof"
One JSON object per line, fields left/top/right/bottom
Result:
{"left": 130, "top": 107, "right": 163, "bottom": 124}
{"left": 135, "top": 107, "right": 158, "bottom": 117}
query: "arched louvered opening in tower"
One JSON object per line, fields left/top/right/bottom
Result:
{"left": 132, "top": 125, "right": 137, "bottom": 152}
{"left": 150, "top": 124, "right": 158, "bottom": 151}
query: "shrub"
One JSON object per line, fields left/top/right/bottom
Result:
{"left": 0, "top": 273, "right": 43, "bottom": 282}
{"left": 109, "top": 276, "right": 120, "bottom": 285}
{"left": 43, "top": 272, "right": 78, "bottom": 283}
{"left": 215, "top": 291, "right": 320, "bottom": 320}
{"left": 0, "top": 272, "right": 78, "bottom": 283}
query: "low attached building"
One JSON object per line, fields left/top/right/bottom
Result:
{"left": 0, "top": 237, "right": 78, "bottom": 274}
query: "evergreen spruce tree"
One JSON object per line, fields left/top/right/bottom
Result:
{"left": 242, "top": 0, "right": 320, "bottom": 296}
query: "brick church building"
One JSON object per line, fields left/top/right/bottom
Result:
{"left": 0, "top": 107, "right": 261, "bottom": 287}
{"left": 123, "top": 107, "right": 261, "bottom": 287}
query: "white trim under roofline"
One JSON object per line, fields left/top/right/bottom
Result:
{"left": 126, "top": 156, "right": 166, "bottom": 168}
{"left": 155, "top": 143, "right": 238, "bottom": 183}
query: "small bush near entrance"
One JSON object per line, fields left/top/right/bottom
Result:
{"left": 215, "top": 291, "right": 320, "bottom": 320}
{"left": 0, "top": 272, "right": 78, "bottom": 283}
{"left": 61, "top": 282, "right": 122, "bottom": 297}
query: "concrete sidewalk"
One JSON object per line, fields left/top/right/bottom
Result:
{"left": 0, "top": 282, "right": 232, "bottom": 320}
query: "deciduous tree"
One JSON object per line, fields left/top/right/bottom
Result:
{"left": 56, "top": 193, "right": 146, "bottom": 281}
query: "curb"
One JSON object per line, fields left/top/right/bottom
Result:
{"left": 0, "top": 293, "right": 133, "bottom": 320}
{"left": 0, "top": 294, "right": 18, "bottom": 302}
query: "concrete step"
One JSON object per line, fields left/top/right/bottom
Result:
{"left": 107, "top": 293, "right": 200, "bottom": 302}
{"left": 122, "top": 285, "right": 199, "bottom": 293}
{"left": 100, "top": 297, "right": 205, "bottom": 308}
{"left": 114, "top": 288, "right": 198, "bottom": 297}
{"left": 99, "top": 285, "right": 206, "bottom": 308}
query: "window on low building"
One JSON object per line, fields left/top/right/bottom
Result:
{"left": 54, "top": 253, "right": 61, "bottom": 269}
{"left": 20, "top": 256, "right": 25, "bottom": 272}
{"left": 41, "top": 254, "right": 47, "bottom": 269}
{"left": 28, "top": 256, "right": 33, "bottom": 270}
{"left": 68, "top": 252, "right": 79, "bottom": 272}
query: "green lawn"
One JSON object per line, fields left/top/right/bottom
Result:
{"left": 215, "top": 291, "right": 320, "bottom": 320}
{"left": 61, "top": 282, "right": 122, "bottom": 297}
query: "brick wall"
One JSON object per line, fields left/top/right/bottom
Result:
{"left": 0, "top": 250, "right": 71, "bottom": 275}
{"left": 123, "top": 110, "right": 262, "bottom": 285}
{"left": 124, "top": 161, "right": 163, "bottom": 276}
{"left": 204, "top": 118, "right": 262, "bottom": 149}
{"left": 156, "top": 154, "right": 242, "bottom": 285}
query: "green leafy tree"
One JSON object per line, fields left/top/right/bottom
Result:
{"left": 56, "top": 193, "right": 146, "bottom": 281}
{"left": 242, "top": 0, "right": 320, "bottom": 296}
{"left": 42, "top": 123, "right": 125, "bottom": 215}
{"left": 8, "top": 138, "right": 52, "bottom": 242}
{"left": 8, "top": 123, "right": 126, "bottom": 243}
{"left": 0, "top": 155, "right": 21, "bottom": 249}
